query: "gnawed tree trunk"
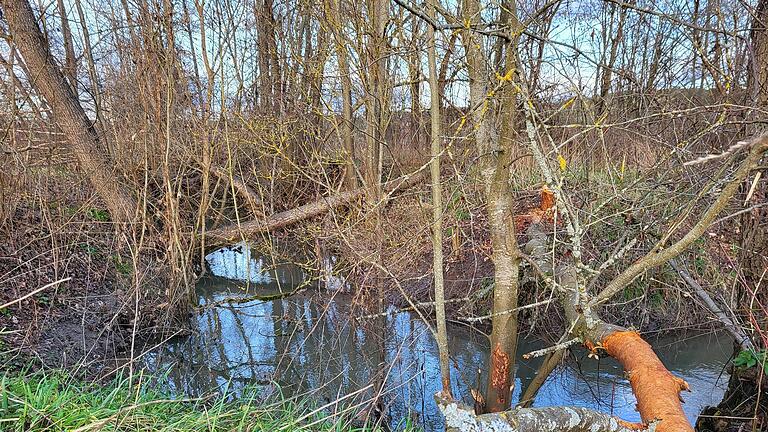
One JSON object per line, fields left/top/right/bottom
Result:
{"left": 205, "top": 171, "right": 427, "bottom": 242}
{"left": 1, "top": 0, "right": 137, "bottom": 224}
{"left": 460, "top": 0, "right": 522, "bottom": 412}
{"left": 514, "top": 129, "right": 768, "bottom": 431}
{"left": 436, "top": 125, "right": 768, "bottom": 430}
{"left": 435, "top": 189, "right": 712, "bottom": 432}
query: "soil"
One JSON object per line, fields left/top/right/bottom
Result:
{"left": 0, "top": 202, "right": 144, "bottom": 376}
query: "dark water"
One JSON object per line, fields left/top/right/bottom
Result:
{"left": 144, "top": 244, "right": 733, "bottom": 431}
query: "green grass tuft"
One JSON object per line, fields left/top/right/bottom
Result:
{"left": 0, "top": 370, "right": 409, "bottom": 432}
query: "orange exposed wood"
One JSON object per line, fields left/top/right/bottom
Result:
{"left": 489, "top": 342, "right": 511, "bottom": 407}
{"left": 515, "top": 187, "right": 557, "bottom": 231}
{"left": 539, "top": 186, "right": 555, "bottom": 211}
{"left": 602, "top": 331, "right": 693, "bottom": 432}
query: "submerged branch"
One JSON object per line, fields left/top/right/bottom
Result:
{"left": 669, "top": 259, "right": 754, "bottom": 350}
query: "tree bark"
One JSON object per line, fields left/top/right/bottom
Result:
{"left": 1, "top": 0, "right": 137, "bottom": 224}
{"left": 435, "top": 394, "right": 644, "bottom": 432}
{"left": 256, "top": 0, "right": 280, "bottom": 111}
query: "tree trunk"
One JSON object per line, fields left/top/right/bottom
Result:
{"left": 1, "top": 0, "right": 137, "bottom": 224}
{"left": 325, "top": 0, "right": 357, "bottom": 190}
{"left": 460, "top": 0, "right": 521, "bottom": 413}
{"left": 595, "top": 3, "right": 627, "bottom": 117}
{"left": 741, "top": 0, "right": 768, "bottom": 289}
{"left": 427, "top": 0, "right": 451, "bottom": 397}
{"left": 55, "top": 0, "right": 77, "bottom": 91}
{"left": 436, "top": 394, "right": 644, "bottom": 432}
{"left": 257, "top": 0, "right": 280, "bottom": 111}
{"left": 73, "top": 0, "right": 105, "bottom": 134}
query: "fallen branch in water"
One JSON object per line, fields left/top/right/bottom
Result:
{"left": 196, "top": 282, "right": 312, "bottom": 310}
{"left": 206, "top": 170, "right": 427, "bottom": 242}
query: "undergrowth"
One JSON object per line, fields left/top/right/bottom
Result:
{"left": 0, "top": 370, "right": 410, "bottom": 432}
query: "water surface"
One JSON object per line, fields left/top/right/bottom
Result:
{"left": 145, "top": 246, "right": 732, "bottom": 430}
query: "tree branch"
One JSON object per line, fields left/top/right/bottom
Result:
{"left": 592, "top": 134, "right": 768, "bottom": 306}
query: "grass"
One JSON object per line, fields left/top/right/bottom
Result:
{"left": 0, "top": 370, "right": 410, "bottom": 432}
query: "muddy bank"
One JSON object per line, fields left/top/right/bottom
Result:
{"left": 0, "top": 203, "right": 167, "bottom": 375}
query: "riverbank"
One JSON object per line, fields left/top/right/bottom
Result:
{"left": 0, "top": 170, "right": 743, "bottom": 372}
{"left": 0, "top": 169, "right": 759, "bottom": 431}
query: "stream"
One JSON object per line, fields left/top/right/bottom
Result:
{"left": 144, "top": 243, "right": 734, "bottom": 431}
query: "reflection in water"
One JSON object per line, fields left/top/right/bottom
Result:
{"left": 146, "top": 248, "right": 733, "bottom": 431}
{"left": 204, "top": 241, "right": 306, "bottom": 287}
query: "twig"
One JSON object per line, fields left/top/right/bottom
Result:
{"left": 522, "top": 337, "right": 579, "bottom": 359}
{"left": 0, "top": 277, "right": 71, "bottom": 310}
{"left": 683, "top": 139, "right": 752, "bottom": 166}
{"left": 460, "top": 298, "right": 555, "bottom": 323}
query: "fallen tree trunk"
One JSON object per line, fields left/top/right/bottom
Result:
{"left": 205, "top": 170, "right": 427, "bottom": 242}
{"left": 435, "top": 393, "right": 646, "bottom": 432}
